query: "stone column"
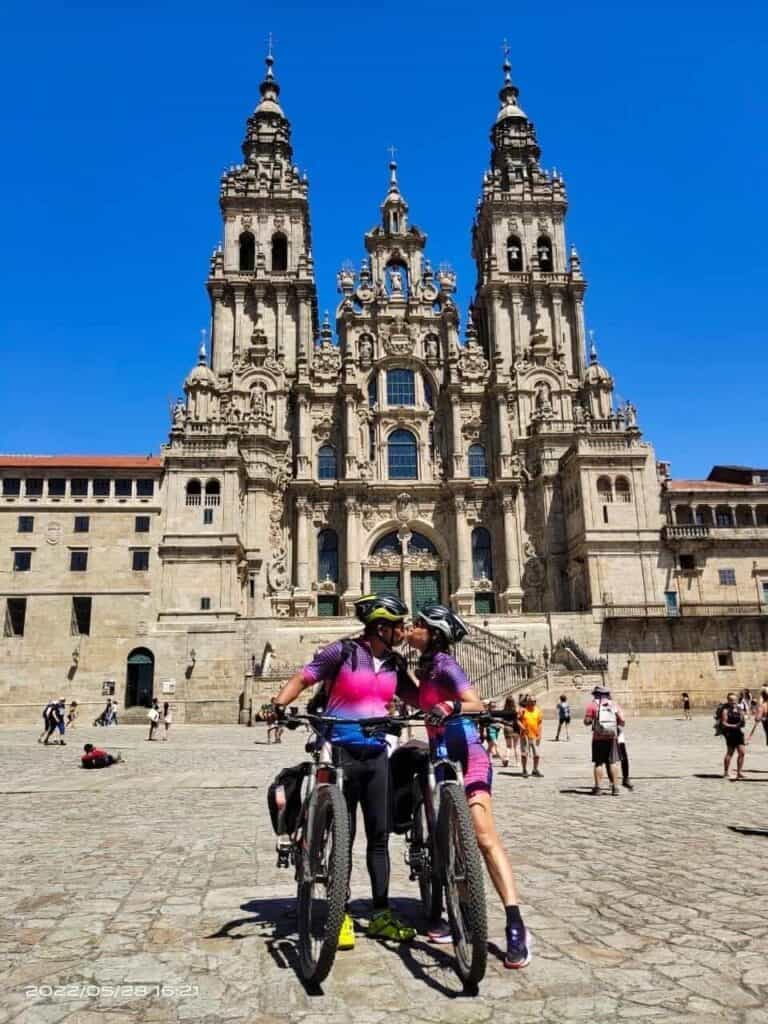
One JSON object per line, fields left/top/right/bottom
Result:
{"left": 496, "top": 392, "right": 511, "bottom": 475}
{"left": 493, "top": 293, "right": 512, "bottom": 369}
{"left": 343, "top": 497, "right": 361, "bottom": 612}
{"left": 292, "top": 497, "right": 312, "bottom": 617}
{"left": 510, "top": 292, "right": 523, "bottom": 360}
{"left": 296, "top": 395, "right": 310, "bottom": 479}
{"left": 211, "top": 286, "right": 230, "bottom": 374}
{"left": 344, "top": 396, "right": 358, "bottom": 479}
{"left": 551, "top": 291, "right": 563, "bottom": 365}
{"left": 232, "top": 285, "right": 246, "bottom": 358}
{"left": 451, "top": 397, "right": 465, "bottom": 476}
{"left": 275, "top": 289, "right": 286, "bottom": 361}
{"left": 573, "top": 297, "right": 587, "bottom": 378}
{"left": 450, "top": 494, "right": 474, "bottom": 616}
{"left": 501, "top": 493, "right": 523, "bottom": 612}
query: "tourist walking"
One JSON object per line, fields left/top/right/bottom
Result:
{"left": 147, "top": 698, "right": 161, "bottom": 741}
{"left": 554, "top": 694, "right": 571, "bottom": 741}
{"left": 502, "top": 695, "right": 520, "bottom": 767}
{"left": 720, "top": 692, "right": 747, "bottom": 780}
{"left": 518, "top": 695, "right": 543, "bottom": 778}
{"left": 66, "top": 701, "right": 78, "bottom": 728}
{"left": 617, "top": 722, "right": 633, "bottom": 790}
{"left": 681, "top": 692, "right": 692, "bottom": 720}
{"left": 748, "top": 688, "right": 768, "bottom": 745}
{"left": 162, "top": 701, "right": 172, "bottom": 740}
{"left": 583, "top": 686, "right": 624, "bottom": 796}
{"left": 485, "top": 701, "right": 503, "bottom": 762}
{"left": 43, "top": 699, "right": 67, "bottom": 745}
{"left": 37, "top": 699, "right": 57, "bottom": 743}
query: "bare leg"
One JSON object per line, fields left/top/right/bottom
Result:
{"left": 736, "top": 745, "right": 746, "bottom": 778}
{"left": 723, "top": 749, "right": 733, "bottom": 777}
{"left": 469, "top": 792, "right": 518, "bottom": 905}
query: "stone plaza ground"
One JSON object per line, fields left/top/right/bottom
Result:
{"left": 1, "top": 715, "right": 767, "bottom": 1024}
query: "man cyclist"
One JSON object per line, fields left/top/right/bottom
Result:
{"left": 271, "top": 594, "right": 417, "bottom": 949}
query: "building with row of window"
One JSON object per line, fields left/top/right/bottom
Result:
{"left": 2, "top": 54, "right": 767, "bottom": 721}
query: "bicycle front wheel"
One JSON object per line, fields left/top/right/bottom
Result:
{"left": 437, "top": 783, "right": 487, "bottom": 989}
{"left": 413, "top": 795, "right": 442, "bottom": 925}
{"left": 297, "top": 784, "right": 350, "bottom": 985}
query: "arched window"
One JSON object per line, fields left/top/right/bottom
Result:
{"left": 387, "top": 368, "right": 415, "bottom": 406}
{"left": 204, "top": 479, "right": 221, "bottom": 506}
{"left": 537, "top": 236, "right": 553, "bottom": 271}
{"left": 317, "top": 529, "right": 339, "bottom": 582}
{"left": 388, "top": 429, "right": 418, "bottom": 480}
{"left": 472, "top": 527, "right": 493, "bottom": 580}
{"left": 408, "top": 532, "right": 437, "bottom": 555}
{"left": 317, "top": 445, "right": 336, "bottom": 481}
{"left": 597, "top": 477, "right": 613, "bottom": 503}
{"left": 271, "top": 233, "right": 288, "bottom": 272}
{"left": 507, "top": 235, "right": 523, "bottom": 272}
{"left": 614, "top": 477, "right": 631, "bottom": 503}
{"left": 695, "top": 505, "right": 713, "bottom": 526}
{"left": 239, "top": 231, "right": 255, "bottom": 271}
{"left": 372, "top": 531, "right": 401, "bottom": 556}
{"left": 367, "top": 373, "right": 378, "bottom": 408}
{"left": 185, "top": 479, "right": 201, "bottom": 507}
{"left": 468, "top": 444, "right": 488, "bottom": 479}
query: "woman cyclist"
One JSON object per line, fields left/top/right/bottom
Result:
{"left": 271, "top": 594, "right": 417, "bottom": 950}
{"left": 405, "top": 604, "right": 531, "bottom": 969}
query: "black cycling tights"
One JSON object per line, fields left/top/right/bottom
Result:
{"left": 336, "top": 746, "right": 390, "bottom": 910}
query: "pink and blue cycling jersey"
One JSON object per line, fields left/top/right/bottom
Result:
{"left": 302, "top": 639, "right": 410, "bottom": 749}
{"left": 416, "top": 651, "right": 492, "bottom": 796}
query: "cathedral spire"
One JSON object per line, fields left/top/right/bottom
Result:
{"left": 496, "top": 41, "right": 528, "bottom": 122}
{"left": 381, "top": 150, "right": 408, "bottom": 234}
{"left": 489, "top": 44, "right": 540, "bottom": 177}
{"left": 241, "top": 45, "right": 293, "bottom": 164}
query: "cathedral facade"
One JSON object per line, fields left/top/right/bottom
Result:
{"left": 2, "top": 54, "right": 767, "bottom": 722}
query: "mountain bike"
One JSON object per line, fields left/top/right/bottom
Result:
{"left": 275, "top": 712, "right": 395, "bottom": 985}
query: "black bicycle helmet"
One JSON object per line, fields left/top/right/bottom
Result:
{"left": 415, "top": 604, "right": 469, "bottom": 644}
{"left": 354, "top": 593, "right": 409, "bottom": 626}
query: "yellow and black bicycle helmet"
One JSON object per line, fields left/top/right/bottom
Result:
{"left": 354, "top": 593, "right": 409, "bottom": 626}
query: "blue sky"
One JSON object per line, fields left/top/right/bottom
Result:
{"left": 1, "top": 1, "right": 766, "bottom": 478}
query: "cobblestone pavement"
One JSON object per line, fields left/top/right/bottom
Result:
{"left": 1, "top": 715, "right": 767, "bottom": 1023}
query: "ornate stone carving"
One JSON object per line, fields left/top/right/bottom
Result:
{"left": 312, "top": 338, "right": 342, "bottom": 381}
{"left": 457, "top": 338, "right": 489, "bottom": 382}
{"left": 395, "top": 492, "right": 414, "bottom": 522}
{"left": 267, "top": 546, "right": 289, "bottom": 592}
{"left": 472, "top": 576, "right": 494, "bottom": 592}
{"left": 379, "top": 321, "right": 416, "bottom": 357}
{"left": 358, "top": 333, "right": 374, "bottom": 367}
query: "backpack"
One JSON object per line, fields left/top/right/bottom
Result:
{"left": 593, "top": 700, "right": 617, "bottom": 738}
{"left": 267, "top": 763, "right": 311, "bottom": 835}
{"left": 389, "top": 741, "right": 430, "bottom": 835}
{"left": 713, "top": 702, "right": 727, "bottom": 736}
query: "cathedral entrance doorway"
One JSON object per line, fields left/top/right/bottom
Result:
{"left": 125, "top": 647, "right": 155, "bottom": 708}
{"left": 364, "top": 529, "right": 445, "bottom": 612}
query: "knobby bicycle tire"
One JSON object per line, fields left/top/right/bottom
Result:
{"left": 297, "top": 784, "right": 350, "bottom": 984}
{"left": 412, "top": 794, "right": 442, "bottom": 925}
{"left": 437, "top": 783, "right": 487, "bottom": 988}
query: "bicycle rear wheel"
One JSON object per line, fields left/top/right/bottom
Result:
{"left": 297, "top": 784, "right": 350, "bottom": 984}
{"left": 412, "top": 795, "right": 442, "bottom": 925}
{"left": 437, "top": 783, "right": 487, "bottom": 989}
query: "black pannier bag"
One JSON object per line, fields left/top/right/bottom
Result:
{"left": 389, "top": 741, "right": 430, "bottom": 835}
{"left": 267, "top": 763, "right": 311, "bottom": 835}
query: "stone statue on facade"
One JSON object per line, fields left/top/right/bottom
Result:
{"left": 389, "top": 267, "right": 403, "bottom": 294}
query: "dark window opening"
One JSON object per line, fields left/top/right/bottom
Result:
{"left": 200, "top": 597, "right": 211, "bottom": 610}
{"left": 48, "top": 478, "right": 66, "bottom": 497}
{"left": 13, "top": 551, "right": 31, "bottom": 572}
{"left": 239, "top": 231, "right": 255, "bottom": 271}
{"left": 468, "top": 444, "right": 488, "bottom": 479}
{"left": 2, "top": 477, "right": 21, "bottom": 496}
{"left": 603, "top": 505, "right": 609, "bottom": 524}
{"left": 472, "top": 527, "right": 493, "bottom": 580}
{"left": 507, "top": 235, "right": 523, "bottom": 272}
{"left": 271, "top": 233, "right": 288, "bottom": 272}
{"left": 135, "top": 516, "right": 150, "bottom": 533}
{"left": 132, "top": 549, "right": 150, "bottom": 571}
{"left": 74, "top": 516, "right": 90, "bottom": 533}
{"left": 25, "top": 478, "right": 43, "bottom": 497}
{"left": 387, "top": 368, "right": 415, "bottom": 406}
{"left": 115, "top": 479, "right": 132, "bottom": 497}
{"left": 718, "top": 568, "right": 736, "bottom": 586}
{"left": 136, "top": 479, "right": 154, "bottom": 497}
{"left": 678, "top": 554, "right": 696, "bottom": 572}
{"left": 71, "top": 478, "right": 88, "bottom": 497}
{"left": 475, "top": 592, "right": 496, "bottom": 615}
{"left": 717, "top": 650, "right": 734, "bottom": 668}
{"left": 318, "top": 529, "right": 339, "bottom": 582}
{"left": 18, "top": 516, "right": 34, "bottom": 533}
{"left": 318, "top": 446, "right": 337, "bottom": 481}
{"left": 537, "top": 235, "right": 553, "bottom": 271}
{"left": 70, "top": 549, "right": 88, "bottom": 572}
{"left": 4, "top": 598, "right": 26, "bottom": 637}
{"left": 93, "top": 479, "right": 110, "bottom": 497}
{"left": 72, "top": 596, "right": 92, "bottom": 636}
{"left": 203, "top": 508, "right": 214, "bottom": 524}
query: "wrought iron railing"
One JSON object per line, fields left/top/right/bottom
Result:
{"left": 604, "top": 602, "right": 767, "bottom": 619}
{"left": 553, "top": 636, "right": 608, "bottom": 671}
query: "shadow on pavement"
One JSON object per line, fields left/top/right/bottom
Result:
{"left": 693, "top": 773, "right": 728, "bottom": 779}
{"left": 559, "top": 787, "right": 600, "bottom": 796}
{"left": 728, "top": 826, "right": 768, "bottom": 837}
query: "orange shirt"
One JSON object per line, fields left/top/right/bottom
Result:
{"left": 519, "top": 707, "right": 543, "bottom": 740}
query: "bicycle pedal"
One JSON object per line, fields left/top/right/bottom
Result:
{"left": 275, "top": 838, "right": 292, "bottom": 869}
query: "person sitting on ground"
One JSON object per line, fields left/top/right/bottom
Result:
{"left": 583, "top": 686, "right": 625, "bottom": 796}
{"left": 721, "top": 691, "right": 747, "bottom": 780}
{"left": 81, "top": 743, "right": 123, "bottom": 768}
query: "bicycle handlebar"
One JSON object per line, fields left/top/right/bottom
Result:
{"left": 282, "top": 709, "right": 519, "bottom": 733}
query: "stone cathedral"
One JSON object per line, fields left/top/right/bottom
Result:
{"left": 2, "top": 53, "right": 767, "bottom": 722}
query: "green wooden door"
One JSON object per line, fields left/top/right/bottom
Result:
{"left": 475, "top": 592, "right": 496, "bottom": 615}
{"left": 370, "top": 571, "right": 401, "bottom": 599}
{"left": 411, "top": 571, "right": 441, "bottom": 614}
